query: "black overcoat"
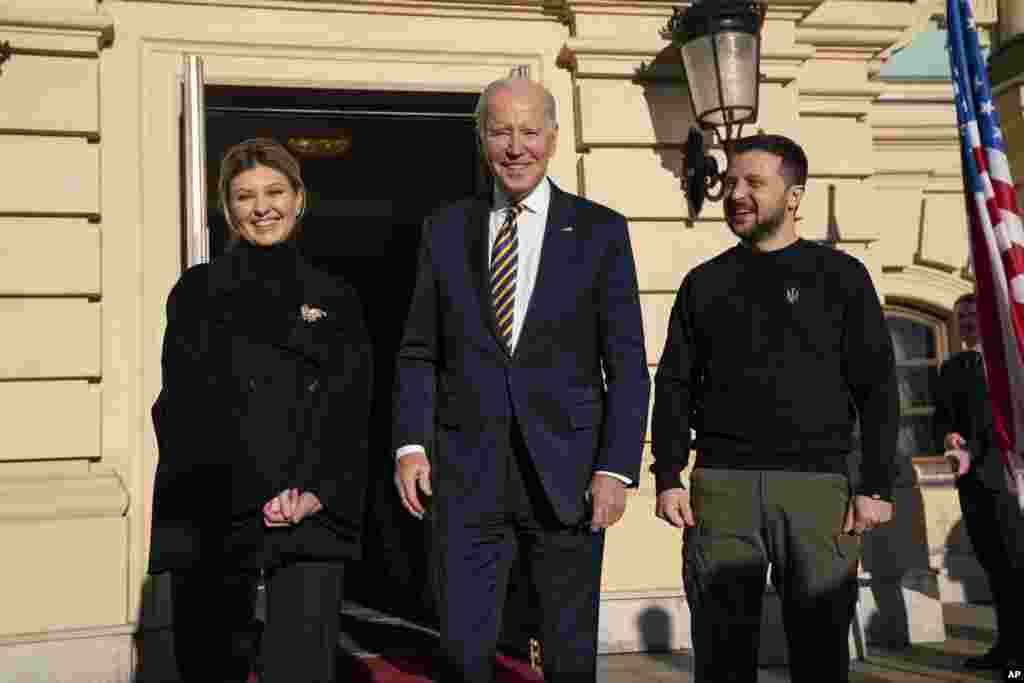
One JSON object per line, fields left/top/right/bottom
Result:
{"left": 148, "top": 242, "right": 373, "bottom": 573}
{"left": 934, "top": 350, "right": 1006, "bottom": 490}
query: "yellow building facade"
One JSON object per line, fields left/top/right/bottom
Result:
{"left": 0, "top": 0, "right": 1018, "bottom": 679}
{"left": 992, "top": 0, "right": 1024, "bottom": 190}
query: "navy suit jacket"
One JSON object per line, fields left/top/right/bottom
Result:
{"left": 393, "top": 182, "right": 650, "bottom": 525}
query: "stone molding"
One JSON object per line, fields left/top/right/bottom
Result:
{"left": 0, "top": 623, "right": 135, "bottom": 647}
{"left": 113, "top": 0, "right": 570, "bottom": 23}
{"left": 557, "top": 36, "right": 813, "bottom": 85}
{"left": 0, "top": 7, "right": 113, "bottom": 54}
{"left": 0, "top": 470, "right": 129, "bottom": 521}
{"left": 882, "top": 264, "right": 974, "bottom": 309}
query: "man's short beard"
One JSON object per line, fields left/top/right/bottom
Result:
{"left": 728, "top": 203, "right": 786, "bottom": 245}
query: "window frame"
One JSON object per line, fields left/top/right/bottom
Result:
{"left": 884, "top": 304, "right": 950, "bottom": 463}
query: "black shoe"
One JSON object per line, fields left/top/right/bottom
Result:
{"left": 964, "top": 647, "right": 1008, "bottom": 670}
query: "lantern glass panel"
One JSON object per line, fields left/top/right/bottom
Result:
{"left": 680, "top": 31, "right": 759, "bottom": 128}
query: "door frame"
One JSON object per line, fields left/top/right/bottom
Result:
{"left": 138, "top": 37, "right": 552, "bottom": 624}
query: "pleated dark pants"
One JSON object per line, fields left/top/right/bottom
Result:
{"left": 172, "top": 561, "right": 344, "bottom": 683}
{"left": 435, "top": 420, "right": 605, "bottom": 683}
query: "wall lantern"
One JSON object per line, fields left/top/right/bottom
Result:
{"left": 665, "top": 0, "right": 766, "bottom": 216}
{"left": 0, "top": 41, "right": 12, "bottom": 76}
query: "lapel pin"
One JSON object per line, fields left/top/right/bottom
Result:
{"left": 562, "top": 226, "right": 574, "bottom": 232}
{"left": 300, "top": 304, "right": 327, "bottom": 323}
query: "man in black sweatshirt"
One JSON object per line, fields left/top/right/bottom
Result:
{"left": 651, "top": 134, "right": 898, "bottom": 682}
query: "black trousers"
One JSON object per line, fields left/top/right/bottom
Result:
{"left": 172, "top": 561, "right": 344, "bottom": 683}
{"left": 958, "top": 475, "right": 1024, "bottom": 654}
{"left": 435, "top": 424, "right": 605, "bottom": 683}
{"left": 684, "top": 469, "right": 860, "bottom": 683}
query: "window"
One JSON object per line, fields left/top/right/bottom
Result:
{"left": 885, "top": 306, "right": 949, "bottom": 460}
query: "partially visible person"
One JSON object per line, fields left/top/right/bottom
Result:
{"left": 935, "top": 291, "right": 1024, "bottom": 670}
{"left": 148, "top": 138, "right": 373, "bottom": 682}
{"left": 652, "top": 134, "right": 898, "bottom": 682}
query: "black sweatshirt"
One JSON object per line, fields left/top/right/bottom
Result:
{"left": 651, "top": 238, "right": 899, "bottom": 501}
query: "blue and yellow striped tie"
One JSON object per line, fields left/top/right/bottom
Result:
{"left": 491, "top": 203, "right": 524, "bottom": 351}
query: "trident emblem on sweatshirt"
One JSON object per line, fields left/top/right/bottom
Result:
{"left": 785, "top": 287, "right": 799, "bottom": 304}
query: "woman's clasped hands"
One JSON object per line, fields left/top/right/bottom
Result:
{"left": 262, "top": 488, "right": 323, "bottom": 527}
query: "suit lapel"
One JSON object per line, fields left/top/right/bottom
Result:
{"left": 518, "top": 183, "right": 576, "bottom": 349}
{"left": 466, "top": 194, "right": 507, "bottom": 352}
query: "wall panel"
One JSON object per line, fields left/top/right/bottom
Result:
{"left": 0, "top": 138, "right": 99, "bottom": 215}
{"left": 0, "top": 517, "right": 127, "bottom": 634}
{"left": 0, "top": 300, "right": 101, "bottom": 379}
{"left": 0, "top": 219, "right": 101, "bottom": 295}
{"left": 0, "top": 382, "right": 100, "bottom": 462}
{"left": 798, "top": 116, "right": 874, "bottom": 177}
{"left": 641, "top": 293, "right": 675, "bottom": 365}
{"left": 920, "top": 193, "right": 970, "bottom": 271}
{"left": 581, "top": 149, "right": 691, "bottom": 219}
{"left": 0, "top": 56, "right": 99, "bottom": 135}
{"left": 577, "top": 79, "right": 693, "bottom": 147}
{"left": 629, "top": 220, "right": 735, "bottom": 292}
{"left": 868, "top": 184, "right": 925, "bottom": 269}
{"left": 801, "top": 178, "right": 880, "bottom": 241}
{"left": 601, "top": 487, "right": 684, "bottom": 592}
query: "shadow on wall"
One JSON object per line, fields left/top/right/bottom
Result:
{"left": 635, "top": 607, "right": 692, "bottom": 672}
{"left": 134, "top": 574, "right": 181, "bottom": 682}
{"left": 634, "top": 46, "right": 695, "bottom": 186}
{"left": 944, "top": 517, "right": 992, "bottom": 603}
{"left": 636, "top": 606, "right": 673, "bottom": 652}
{"left": 849, "top": 449, "right": 936, "bottom": 647}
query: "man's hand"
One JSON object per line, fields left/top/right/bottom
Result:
{"left": 943, "top": 432, "right": 973, "bottom": 478}
{"left": 263, "top": 489, "right": 323, "bottom": 527}
{"left": 588, "top": 473, "right": 627, "bottom": 531}
{"left": 843, "top": 495, "right": 893, "bottom": 535}
{"left": 655, "top": 488, "right": 695, "bottom": 529}
{"left": 395, "top": 450, "right": 432, "bottom": 519}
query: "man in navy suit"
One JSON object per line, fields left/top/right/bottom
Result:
{"left": 393, "top": 77, "right": 650, "bottom": 682}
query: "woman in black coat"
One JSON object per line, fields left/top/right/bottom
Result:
{"left": 149, "top": 138, "right": 373, "bottom": 682}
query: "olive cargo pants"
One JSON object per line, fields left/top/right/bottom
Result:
{"left": 684, "top": 469, "right": 861, "bottom": 682}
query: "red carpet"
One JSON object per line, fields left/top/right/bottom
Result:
{"left": 245, "top": 654, "right": 544, "bottom": 682}
{"left": 348, "top": 654, "right": 544, "bottom": 681}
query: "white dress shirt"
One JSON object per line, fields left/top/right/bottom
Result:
{"left": 489, "top": 176, "right": 549, "bottom": 353}
{"left": 396, "top": 179, "right": 631, "bottom": 486}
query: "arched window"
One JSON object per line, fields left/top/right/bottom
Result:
{"left": 885, "top": 306, "right": 949, "bottom": 460}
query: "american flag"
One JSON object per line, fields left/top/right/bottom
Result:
{"left": 947, "top": 0, "right": 1024, "bottom": 506}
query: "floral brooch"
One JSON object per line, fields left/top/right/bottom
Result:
{"left": 300, "top": 304, "right": 327, "bottom": 323}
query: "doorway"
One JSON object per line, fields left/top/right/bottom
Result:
{"left": 204, "top": 85, "right": 483, "bottom": 625}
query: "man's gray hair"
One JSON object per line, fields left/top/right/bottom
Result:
{"left": 474, "top": 77, "right": 558, "bottom": 138}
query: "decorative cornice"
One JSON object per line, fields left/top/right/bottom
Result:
{"left": 0, "top": 8, "right": 113, "bottom": 38}
{"left": 882, "top": 263, "right": 973, "bottom": 308}
{"left": 0, "top": 8, "right": 113, "bottom": 53}
{"left": 557, "top": 38, "right": 673, "bottom": 77}
{"left": 872, "top": 129, "right": 960, "bottom": 146}
{"left": 796, "top": 1, "right": 926, "bottom": 61}
{"left": 795, "top": 27, "right": 907, "bottom": 59}
{"left": 761, "top": 46, "right": 816, "bottom": 84}
{"left": 558, "top": 36, "right": 812, "bottom": 85}
{"left": 0, "top": 471, "right": 129, "bottom": 521}
{"left": 563, "top": 0, "right": 821, "bottom": 23}
{"left": 799, "top": 83, "right": 886, "bottom": 118}
{"left": 875, "top": 81, "right": 954, "bottom": 102}
{"left": 113, "top": 0, "right": 570, "bottom": 22}
{"left": 564, "top": 1, "right": 684, "bottom": 18}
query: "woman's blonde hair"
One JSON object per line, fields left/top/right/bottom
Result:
{"left": 218, "top": 138, "right": 306, "bottom": 241}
